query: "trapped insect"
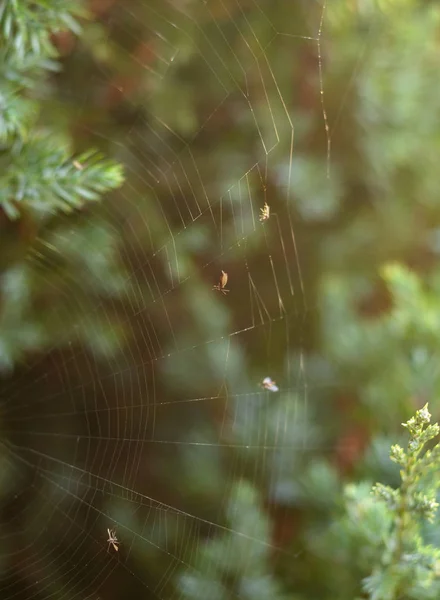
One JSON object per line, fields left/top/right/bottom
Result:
{"left": 261, "top": 377, "right": 278, "bottom": 392}
{"left": 213, "top": 270, "right": 229, "bottom": 295}
{"left": 259, "top": 202, "right": 270, "bottom": 222}
{"left": 107, "top": 528, "right": 119, "bottom": 552}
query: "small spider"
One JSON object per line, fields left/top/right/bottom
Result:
{"left": 212, "top": 270, "right": 229, "bottom": 295}
{"left": 107, "top": 528, "right": 119, "bottom": 552}
{"left": 259, "top": 202, "right": 270, "bottom": 222}
{"left": 261, "top": 377, "right": 279, "bottom": 392}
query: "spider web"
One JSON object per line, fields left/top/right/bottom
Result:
{"left": 0, "top": 0, "right": 359, "bottom": 598}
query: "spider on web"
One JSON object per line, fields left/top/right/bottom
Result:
{"left": 107, "top": 528, "right": 120, "bottom": 552}
{"left": 260, "top": 377, "right": 279, "bottom": 392}
{"left": 259, "top": 202, "right": 270, "bottom": 222}
{"left": 212, "top": 270, "right": 229, "bottom": 295}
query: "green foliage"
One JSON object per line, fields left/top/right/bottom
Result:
{"left": 365, "top": 405, "right": 440, "bottom": 599}
{"left": 179, "top": 480, "right": 285, "bottom": 600}
{"left": 2, "top": 141, "right": 123, "bottom": 219}
{"left": 304, "top": 407, "right": 440, "bottom": 600}
{"left": 172, "top": 406, "right": 440, "bottom": 600}
{"left": 0, "top": 217, "right": 129, "bottom": 369}
{"left": 0, "top": 48, "right": 58, "bottom": 141}
{"left": 0, "top": 0, "right": 85, "bottom": 59}
{"left": 321, "top": 262, "right": 440, "bottom": 434}
{"left": 0, "top": 0, "right": 123, "bottom": 218}
{"left": 0, "top": 0, "right": 127, "bottom": 370}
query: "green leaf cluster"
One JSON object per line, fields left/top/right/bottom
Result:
{"left": 0, "top": 0, "right": 123, "bottom": 218}
{"left": 365, "top": 405, "right": 440, "bottom": 599}
{"left": 0, "top": 1, "right": 128, "bottom": 370}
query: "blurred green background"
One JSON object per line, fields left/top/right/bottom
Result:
{"left": 2, "top": 0, "right": 440, "bottom": 598}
